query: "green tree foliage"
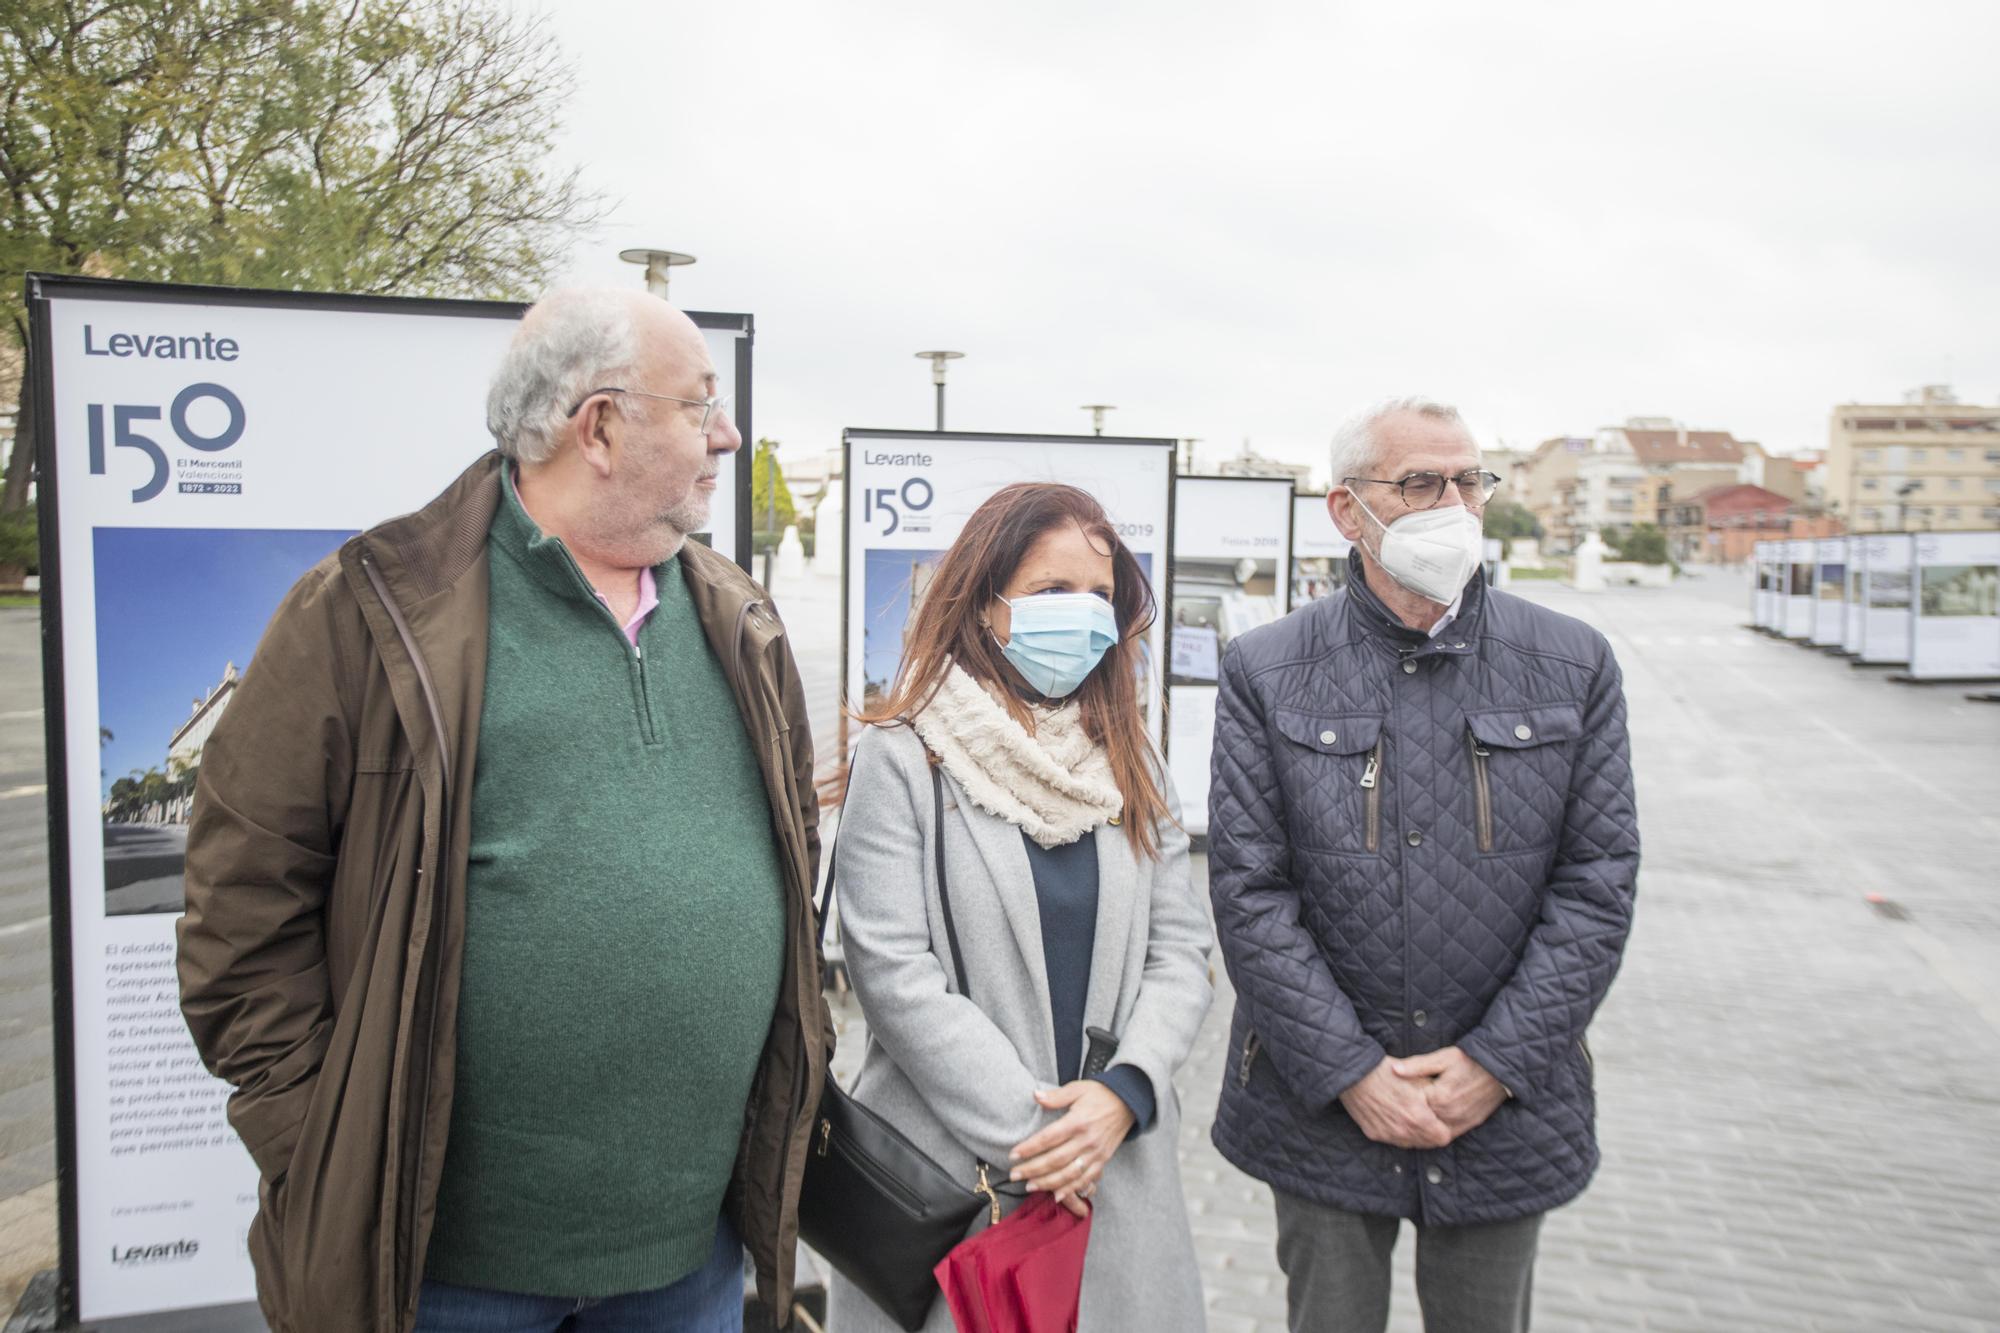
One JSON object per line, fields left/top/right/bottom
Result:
{"left": 1607, "top": 522, "right": 1669, "bottom": 564}
{"left": 105, "top": 755, "right": 198, "bottom": 822}
{"left": 1481, "top": 498, "right": 1540, "bottom": 541}
{"left": 0, "top": 0, "right": 605, "bottom": 513}
{"left": 0, "top": 509, "right": 33, "bottom": 570}
{"left": 751, "top": 438, "right": 795, "bottom": 534}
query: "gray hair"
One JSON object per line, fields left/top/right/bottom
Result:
{"left": 486, "top": 288, "right": 647, "bottom": 463}
{"left": 1328, "top": 396, "right": 1475, "bottom": 488}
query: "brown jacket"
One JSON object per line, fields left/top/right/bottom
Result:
{"left": 177, "top": 453, "right": 830, "bottom": 1331}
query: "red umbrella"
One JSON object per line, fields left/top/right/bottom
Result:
{"left": 934, "top": 1191, "right": 1093, "bottom": 1333}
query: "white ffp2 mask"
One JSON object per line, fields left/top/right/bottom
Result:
{"left": 1354, "top": 498, "right": 1484, "bottom": 604}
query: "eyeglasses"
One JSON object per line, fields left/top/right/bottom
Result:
{"left": 565, "top": 386, "right": 732, "bottom": 433}
{"left": 1342, "top": 469, "right": 1502, "bottom": 508}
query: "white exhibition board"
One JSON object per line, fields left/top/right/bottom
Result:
{"left": 1166, "top": 477, "right": 1295, "bottom": 838}
{"left": 1765, "top": 541, "right": 1786, "bottom": 630}
{"left": 1765, "top": 541, "right": 1787, "bottom": 631}
{"left": 1746, "top": 541, "right": 1761, "bottom": 626}
{"left": 1842, "top": 536, "right": 1866, "bottom": 654}
{"left": 1810, "top": 536, "right": 1847, "bottom": 647}
{"left": 1907, "top": 530, "right": 2000, "bottom": 680}
{"left": 841, "top": 430, "right": 1176, "bottom": 745}
{"left": 32, "top": 277, "right": 752, "bottom": 1322}
{"left": 1857, "top": 533, "right": 1914, "bottom": 666}
{"left": 1290, "top": 493, "right": 1353, "bottom": 604}
{"left": 1749, "top": 540, "right": 1771, "bottom": 628}
{"left": 1782, "top": 538, "right": 1817, "bottom": 638}
{"left": 1754, "top": 540, "right": 1784, "bottom": 631}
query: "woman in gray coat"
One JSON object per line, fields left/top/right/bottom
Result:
{"left": 828, "top": 482, "right": 1214, "bottom": 1332}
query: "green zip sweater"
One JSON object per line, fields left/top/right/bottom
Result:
{"left": 424, "top": 478, "right": 786, "bottom": 1297}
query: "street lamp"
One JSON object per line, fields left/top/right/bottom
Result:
{"left": 1081, "top": 404, "right": 1116, "bottom": 437}
{"left": 1894, "top": 480, "right": 1920, "bottom": 533}
{"left": 1178, "top": 438, "right": 1201, "bottom": 475}
{"left": 618, "top": 247, "right": 697, "bottom": 299}
{"left": 914, "top": 351, "right": 964, "bottom": 431}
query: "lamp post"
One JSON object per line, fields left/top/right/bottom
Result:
{"left": 1178, "top": 438, "right": 1201, "bottom": 475}
{"left": 618, "top": 247, "right": 697, "bottom": 299}
{"left": 1080, "top": 404, "right": 1116, "bottom": 437}
{"left": 1894, "top": 480, "right": 1919, "bottom": 533}
{"left": 915, "top": 351, "right": 964, "bottom": 431}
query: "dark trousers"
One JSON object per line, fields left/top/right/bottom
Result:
{"left": 1273, "top": 1189, "right": 1542, "bottom": 1333}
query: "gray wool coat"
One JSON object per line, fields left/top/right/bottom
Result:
{"left": 826, "top": 722, "right": 1215, "bottom": 1332}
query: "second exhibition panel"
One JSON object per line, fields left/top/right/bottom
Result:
{"left": 1166, "top": 476, "right": 1296, "bottom": 838}
{"left": 841, "top": 429, "right": 1177, "bottom": 746}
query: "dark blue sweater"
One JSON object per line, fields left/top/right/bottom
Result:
{"left": 1019, "top": 833, "right": 1156, "bottom": 1132}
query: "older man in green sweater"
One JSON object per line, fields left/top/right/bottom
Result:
{"left": 179, "top": 289, "right": 829, "bottom": 1333}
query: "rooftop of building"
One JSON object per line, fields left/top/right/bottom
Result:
{"left": 1619, "top": 428, "right": 1754, "bottom": 468}
{"left": 1690, "top": 482, "right": 1795, "bottom": 515}
{"left": 1835, "top": 384, "right": 2000, "bottom": 427}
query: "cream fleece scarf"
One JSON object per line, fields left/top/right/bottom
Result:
{"left": 910, "top": 663, "right": 1124, "bottom": 848}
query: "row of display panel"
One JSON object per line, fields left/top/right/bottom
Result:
{"left": 1747, "top": 533, "right": 2000, "bottom": 680}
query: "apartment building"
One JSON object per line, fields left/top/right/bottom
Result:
{"left": 1663, "top": 483, "right": 1844, "bottom": 564}
{"left": 1825, "top": 386, "right": 2000, "bottom": 532}
{"left": 1551, "top": 450, "right": 1650, "bottom": 552}
{"left": 1217, "top": 441, "right": 1314, "bottom": 488}
{"left": 1601, "top": 418, "right": 1779, "bottom": 528}
{"left": 1483, "top": 444, "right": 1533, "bottom": 497}
{"left": 1516, "top": 437, "right": 1591, "bottom": 550}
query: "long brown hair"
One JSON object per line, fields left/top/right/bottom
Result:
{"left": 860, "top": 482, "right": 1170, "bottom": 859}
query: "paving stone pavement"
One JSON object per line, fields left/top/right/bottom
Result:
{"left": 0, "top": 606, "right": 56, "bottom": 1312}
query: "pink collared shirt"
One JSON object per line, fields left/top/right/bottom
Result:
{"left": 504, "top": 462, "right": 661, "bottom": 647}
{"left": 595, "top": 566, "right": 660, "bottom": 648}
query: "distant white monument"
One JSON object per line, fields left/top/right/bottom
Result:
{"left": 778, "top": 524, "right": 806, "bottom": 579}
{"left": 812, "top": 484, "right": 845, "bottom": 581}
{"left": 1573, "top": 531, "right": 1607, "bottom": 593}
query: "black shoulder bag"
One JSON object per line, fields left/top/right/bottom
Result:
{"left": 797, "top": 760, "right": 1020, "bottom": 1332}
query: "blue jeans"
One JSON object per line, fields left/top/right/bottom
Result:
{"left": 415, "top": 1214, "right": 743, "bottom": 1333}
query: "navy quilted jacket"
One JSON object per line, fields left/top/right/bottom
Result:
{"left": 1207, "top": 559, "right": 1638, "bottom": 1225}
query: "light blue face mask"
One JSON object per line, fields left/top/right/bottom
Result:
{"left": 997, "top": 592, "right": 1120, "bottom": 698}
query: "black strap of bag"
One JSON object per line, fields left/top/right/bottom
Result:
{"left": 799, "top": 754, "right": 1016, "bottom": 1331}
{"left": 818, "top": 760, "right": 969, "bottom": 996}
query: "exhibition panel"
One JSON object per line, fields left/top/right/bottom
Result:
{"left": 841, "top": 430, "right": 1176, "bottom": 745}
{"left": 1165, "top": 477, "right": 1295, "bottom": 838}
{"left": 1906, "top": 531, "right": 2000, "bottom": 681}
{"left": 28, "top": 275, "right": 754, "bottom": 1322}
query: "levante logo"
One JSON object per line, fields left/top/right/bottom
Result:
{"left": 110, "top": 1237, "right": 200, "bottom": 1267}
{"left": 861, "top": 450, "right": 935, "bottom": 537}
{"left": 82, "top": 324, "right": 246, "bottom": 504}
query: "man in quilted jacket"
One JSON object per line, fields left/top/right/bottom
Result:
{"left": 1207, "top": 397, "right": 1639, "bottom": 1333}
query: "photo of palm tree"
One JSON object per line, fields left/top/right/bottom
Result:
{"left": 94, "top": 527, "right": 353, "bottom": 915}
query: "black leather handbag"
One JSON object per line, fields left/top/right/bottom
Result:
{"left": 798, "top": 761, "right": 1014, "bottom": 1332}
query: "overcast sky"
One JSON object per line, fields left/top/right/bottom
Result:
{"left": 532, "top": 1, "right": 1999, "bottom": 484}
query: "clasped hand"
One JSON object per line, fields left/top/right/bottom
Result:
{"left": 1007, "top": 1080, "right": 1134, "bottom": 1218}
{"left": 1337, "top": 1047, "right": 1507, "bottom": 1150}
